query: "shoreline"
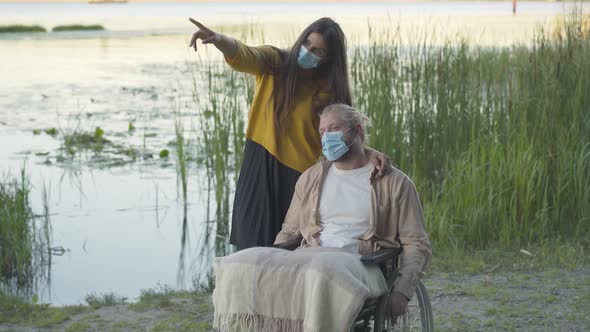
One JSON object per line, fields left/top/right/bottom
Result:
{"left": 1, "top": 245, "right": 588, "bottom": 331}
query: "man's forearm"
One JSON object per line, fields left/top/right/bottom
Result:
{"left": 395, "top": 239, "right": 431, "bottom": 300}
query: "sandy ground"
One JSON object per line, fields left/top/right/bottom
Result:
{"left": 2, "top": 263, "right": 588, "bottom": 332}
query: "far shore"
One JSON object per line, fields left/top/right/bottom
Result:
{"left": 0, "top": 0, "right": 578, "bottom": 3}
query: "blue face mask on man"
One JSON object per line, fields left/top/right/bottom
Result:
{"left": 297, "top": 45, "right": 320, "bottom": 69}
{"left": 322, "top": 127, "right": 356, "bottom": 161}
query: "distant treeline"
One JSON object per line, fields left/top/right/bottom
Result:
{"left": 0, "top": 24, "right": 104, "bottom": 33}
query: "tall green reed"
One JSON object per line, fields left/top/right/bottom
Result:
{"left": 352, "top": 12, "right": 590, "bottom": 249}
{"left": 182, "top": 53, "right": 250, "bottom": 258}
{"left": 0, "top": 169, "right": 52, "bottom": 299}
{"left": 198, "top": 64, "right": 248, "bottom": 256}
{"left": 174, "top": 33, "right": 256, "bottom": 285}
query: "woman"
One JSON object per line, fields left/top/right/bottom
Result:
{"left": 188, "top": 17, "right": 390, "bottom": 249}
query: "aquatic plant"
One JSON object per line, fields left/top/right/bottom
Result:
{"left": 159, "top": 149, "right": 170, "bottom": 158}
{"left": 62, "top": 126, "right": 110, "bottom": 155}
{"left": 174, "top": 110, "right": 188, "bottom": 202}
{"left": 44, "top": 128, "right": 58, "bottom": 136}
{"left": 0, "top": 169, "right": 52, "bottom": 299}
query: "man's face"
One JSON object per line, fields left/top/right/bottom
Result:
{"left": 319, "top": 111, "right": 357, "bottom": 147}
{"left": 319, "top": 111, "right": 348, "bottom": 137}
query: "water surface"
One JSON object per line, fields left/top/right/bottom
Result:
{"left": 1, "top": 1, "right": 587, "bottom": 305}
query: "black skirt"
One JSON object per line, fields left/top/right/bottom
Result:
{"left": 230, "top": 139, "right": 302, "bottom": 250}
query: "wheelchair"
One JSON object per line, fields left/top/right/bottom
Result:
{"left": 275, "top": 239, "right": 434, "bottom": 332}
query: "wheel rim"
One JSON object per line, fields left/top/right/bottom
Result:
{"left": 386, "top": 281, "right": 432, "bottom": 332}
{"left": 387, "top": 301, "right": 423, "bottom": 332}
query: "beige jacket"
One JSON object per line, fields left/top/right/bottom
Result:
{"left": 274, "top": 159, "right": 432, "bottom": 299}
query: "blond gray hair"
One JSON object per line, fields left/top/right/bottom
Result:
{"left": 320, "top": 104, "right": 372, "bottom": 143}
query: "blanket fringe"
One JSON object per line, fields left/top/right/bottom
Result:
{"left": 213, "top": 312, "right": 320, "bottom": 332}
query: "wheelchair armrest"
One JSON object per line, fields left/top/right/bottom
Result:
{"left": 360, "top": 247, "right": 403, "bottom": 264}
{"left": 273, "top": 238, "right": 301, "bottom": 251}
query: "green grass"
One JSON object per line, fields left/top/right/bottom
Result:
{"left": 0, "top": 291, "right": 88, "bottom": 327}
{"left": 127, "top": 284, "right": 208, "bottom": 312}
{"left": 151, "top": 316, "right": 211, "bottom": 332}
{"left": 429, "top": 240, "right": 590, "bottom": 274}
{"left": 65, "top": 321, "right": 92, "bottom": 332}
{"left": 0, "top": 169, "right": 51, "bottom": 299}
{"left": 1, "top": 284, "right": 211, "bottom": 329}
{"left": 84, "top": 292, "right": 128, "bottom": 309}
{"left": 350, "top": 11, "right": 590, "bottom": 250}
{"left": 0, "top": 25, "right": 46, "bottom": 33}
{"left": 52, "top": 25, "right": 105, "bottom": 32}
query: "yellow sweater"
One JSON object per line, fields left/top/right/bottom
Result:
{"left": 225, "top": 39, "right": 331, "bottom": 173}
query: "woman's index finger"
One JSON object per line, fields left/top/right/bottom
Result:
{"left": 189, "top": 18, "right": 209, "bottom": 31}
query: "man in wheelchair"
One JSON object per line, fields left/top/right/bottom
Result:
{"left": 212, "top": 104, "right": 431, "bottom": 332}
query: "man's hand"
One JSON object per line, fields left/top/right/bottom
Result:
{"left": 387, "top": 291, "right": 409, "bottom": 323}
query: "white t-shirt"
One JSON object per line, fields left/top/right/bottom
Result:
{"left": 318, "top": 162, "right": 373, "bottom": 254}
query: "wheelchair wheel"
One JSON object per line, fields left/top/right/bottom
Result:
{"left": 384, "top": 280, "right": 434, "bottom": 332}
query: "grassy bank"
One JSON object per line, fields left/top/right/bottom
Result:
{"left": 0, "top": 285, "right": 213, "bottom": 331}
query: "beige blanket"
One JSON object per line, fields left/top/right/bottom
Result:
{"left": 212, "top": 246, "right": 388, "bottom": 332}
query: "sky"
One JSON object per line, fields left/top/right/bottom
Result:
{"left": 0, "top": 0, "right": 405, "bottom": 3}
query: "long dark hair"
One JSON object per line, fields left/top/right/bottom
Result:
{"left": 265, "top": 17, "right": 352, "bottom": 129}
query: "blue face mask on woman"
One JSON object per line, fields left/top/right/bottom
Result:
{"left": 297, "top": 45, "right": 320, "bottom": 69}
{"left": 322, "top": 127, "right": 356, "bottom": 161}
